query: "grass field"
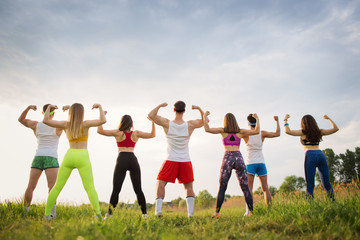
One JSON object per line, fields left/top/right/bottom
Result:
{"left": 1, "top": 183, "right": 359, "bottom": 240}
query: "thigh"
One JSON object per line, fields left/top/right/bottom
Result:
{"left": 27, "top": 168, "right": 43, "bottom": 188}
{"left": 44, "top": 168, "right": 59, "bottom": 188}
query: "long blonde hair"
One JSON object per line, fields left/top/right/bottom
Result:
{"left": 67, "top": 103, "right": 84, "bottom": 140}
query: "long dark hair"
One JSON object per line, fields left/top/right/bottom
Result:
{"left": 118, "top": 115, "right": 133, "bottom": 132}
{"left": 301, "top": 115, "right": 322, "bottom": 142}
{"left": 223, "top": 113, "right": 240, "bottom": 133}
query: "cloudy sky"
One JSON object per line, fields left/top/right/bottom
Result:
{"left": 1, "top": 0, "right": 359, "bottom": 206}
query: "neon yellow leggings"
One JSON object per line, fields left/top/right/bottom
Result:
{"left": 45, "top": 149, "right": 100, "bottom": 216}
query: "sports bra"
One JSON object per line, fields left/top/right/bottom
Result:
{"left": 301, "top": 138, "right": 319, "bottom": 146}
{"left": 117, "top": 131, "right": 136, "bottom": 148}
{"left": 69, "top": 135, "right": 88, "bottom": 143}
{"left": 223, "top": 133, "right": 241, "bottom": 146}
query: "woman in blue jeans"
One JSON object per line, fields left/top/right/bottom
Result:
{"left": 284, "top": 114, "right": 338, "bottom": 200}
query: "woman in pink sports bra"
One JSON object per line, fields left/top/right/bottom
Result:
{"left": 203, "top": 111, "right": 260, "bottom": 218}
{"left": 97, "top": 113, "right": 155, "bottom": 219}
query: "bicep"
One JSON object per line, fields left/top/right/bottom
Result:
{"left": 239, "top": 128, "right": 257, "bottom": 136}
{"left": 205, "top": 127, "right": 223, "bottom": 134}
{"left": 99, "top": 129, "right": 119, "bottom": 137}
{"left": 321, "top": 128, "right": 338, "bottom": 136}
{"left": 262, "top": 130, "right": 280, "bottom": 138}
{"left": 189, "top": 119, "right": 204, "bottom": 129}
{"left": 83, "top": 119, "right": 104, "bottom": 128}
{"left": 135, "top": 130, "right": 153, "bottom": 139}
{"left": 285, "top": 129, "right": 303, "bottom": 136}
{"left": 44, "top": 120, "right": 67, "bottom": 129}
{"left": 152, "top": 116, "right": 169, "bottom": 128}
{"left": 21, "top": 119, "right": 38, "bottom": 130}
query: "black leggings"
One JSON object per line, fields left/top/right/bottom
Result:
{"left": 109, "top": 152, "right": 147, "bottom": 214}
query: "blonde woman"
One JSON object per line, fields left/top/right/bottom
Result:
{"left": 43, "top": 103, "right": 106, "bottom": 220}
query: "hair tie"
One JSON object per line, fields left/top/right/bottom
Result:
{"left": 248, "top": 122, "right": 256, "bottom": 126}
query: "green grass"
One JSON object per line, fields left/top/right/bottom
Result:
{"left": 1, "top": 185, "right": 360, "bottom": 240}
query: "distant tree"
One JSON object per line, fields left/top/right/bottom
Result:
{"left": 355, "top": 147, "right": 360, "bottom": 181}
{"left": 196, "top": 190, "right": 215, "bottom": 209}
{"left": 279, "top": 175, "right": 306, "bottom": 193}
{"left": 171, "top": 197, "right": 183, "bottom": 207}
{"left": 225, "top": 194, "right": 231, "bottom": 200}
{"left": 269, "top": 186, "right": 278, "bottom": 197}
{"left": 339, "top": 149, "right": 357, "bottom": 183}
{"left": 253, "top": 186, "right": 278, "bottom": 197}
{"left": 179, "top": 199, "right": 187, "bottom": 208}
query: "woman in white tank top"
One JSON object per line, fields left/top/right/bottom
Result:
{"left": 243, "top": 114, "right": 280, "bottom": 213}
{"left": 18, "top": 104, "right": 62, "bottom": 216}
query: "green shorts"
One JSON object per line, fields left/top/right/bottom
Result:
{"left": 31, "top": 156, "right": 59, "bottom": 170}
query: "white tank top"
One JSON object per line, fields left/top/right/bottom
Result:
{"left": 35, "top": 122, "right": 60, "bottom": 158}
{"left": 166, "top": 121, "right": 191, "bottom": 162}
{"left": 245, "top": 132, "right": 265, "bottom": 164}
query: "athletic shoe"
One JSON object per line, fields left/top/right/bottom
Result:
{"left": 188, "top": 213, "right": 194, "bottom": 218}
{"left": 142, "top": 214, "right": 147, "bottom": 220}
{"left": 44, "top": 215, "right": 53, "bottom": 221}
{"left": 95, "top": 214, "right": 103, "bottom": 221}
{"left": 212, "top": 212, "right": 220, "bottom": 219}
{"left": 155, "top": 211, "right": 163, "bottom": 217}
{"left": 245, "top": 211, "right": 253, "bottom": 217}
{"left": 104, "top": 213, "right": 111, "bottom": 220}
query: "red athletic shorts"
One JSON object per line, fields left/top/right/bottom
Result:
{"left": 157, "top": 160, "right": 194, "bottom": 184}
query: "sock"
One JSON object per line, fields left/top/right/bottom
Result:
{"left": 51, "top": 205, "right": 56, "bottom": 216}
{"left": 155, "top": 198, "right": 163, "bottom": 214}
{"left": 25, "top": 206, "right": 29, "bottom": 213}
{"left": 186, "top": 196, "right": 195, "bottom": 216}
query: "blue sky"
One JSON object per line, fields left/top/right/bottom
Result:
{"left": 1, "top": 0, "right": 359, "bottom": 206}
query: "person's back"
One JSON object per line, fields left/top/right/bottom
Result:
{"left": 36, "top": 122, "right": 60, "bottom": 158}
{"left": 245, "top": 133, "right": 265, "bottom": 165}
{"left": 166, "top": 121, "right": 190, "bottom": 162}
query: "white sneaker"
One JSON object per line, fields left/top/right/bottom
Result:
{"left": 95, "top": 214, "right": 103, "bottom": 221}
{"left": 155, "top": 211, "right": 163, "bottom": 217}
{"left": 142, "top": 214, "right": 147, "bottom": 219}
{"left": 44, "top": 215, "right": 53, "bottom": 221}
{"left": 188, "top": 213, "right": 194, "bottom": 218}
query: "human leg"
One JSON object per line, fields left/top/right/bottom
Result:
{"left": 184, "top": 182, "right": 195, "bottom": 217}
{"left": 129, "top": 154, "right": 147, "bottom": 214}
{"left": 109, "top": 153, "right": 128, "bottom": 214}
{"left": 44, "top": 167, "right": 59, "bottom": 216}
{"left": 76, "top": 150, "right": 101, "bottom": 215}
{"left": 317, "top": 151, "right": 335, "bottom": 201}
{"left": 304, "top": 151, "right": 317, "bottom": 198}
{"left": 215, "top": 153, "right": 232, "bottom": 213}
{"left": 155, "top": 180, "right": 167, "bottom": 215}
{"left": 259, "top": 175, "right": 272, "bottom": 206}
{"left": 24, "top": 168, "right": 43, "bottom": 207}
{"left": 234, "top": 152, "right": 253, "bottom": 212}
{"left": 45, "top": 164, "right": 72, "bottom": 216}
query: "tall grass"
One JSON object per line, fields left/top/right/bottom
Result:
{"left": 1, "top": 182, "right": 359, "bottom": 240}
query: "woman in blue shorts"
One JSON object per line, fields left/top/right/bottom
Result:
{"left": 284, "top": 114, "right": 338, "bottom": 200}
{"left": 243, "top": 114, "right": 280, "bottom": 215}
{"left": 203, "top": 111, "right": 260, "bottom": 218}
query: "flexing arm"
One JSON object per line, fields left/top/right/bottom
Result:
{"left": 262, "top": 116, "right": 281, "bottom": 139}
{"left": 148, "top": 102, "right": 169, "bottom": 127}
{"left": 321, "top": 115, "right": 339, "bottom": 136}
{"left": 188, "top": 105, "right": 205, "bottom": 129}
{"left": 18, "top": 105, "right": 38, "bottom": 131}
{"left": 83, "top": 104, "right": 107, "bottom": 128}
{"left": 135, "top": 117, "right": 156, "bottom": 139}
{"left": 284, "top": 114, "right": 303, "bottom": 136}
{"left": 203, "top": 111, "right": 223, "bottom": 134}
{"left": 240, "top": 113, "right": 260, "bottom": 136}
{"left": 43, "top": 105, "right": 67, "bottom": 129}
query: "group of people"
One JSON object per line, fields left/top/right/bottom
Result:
{"left": 18, "top": 101, "right": 339, "bottom": 220}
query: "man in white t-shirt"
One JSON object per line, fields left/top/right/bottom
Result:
{"left": 148, "top": 101, "right": 203, "bottom": 217}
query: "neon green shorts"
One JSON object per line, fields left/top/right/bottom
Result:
{"left": 31, "top": 156, "right": 59, "bottom": 170}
